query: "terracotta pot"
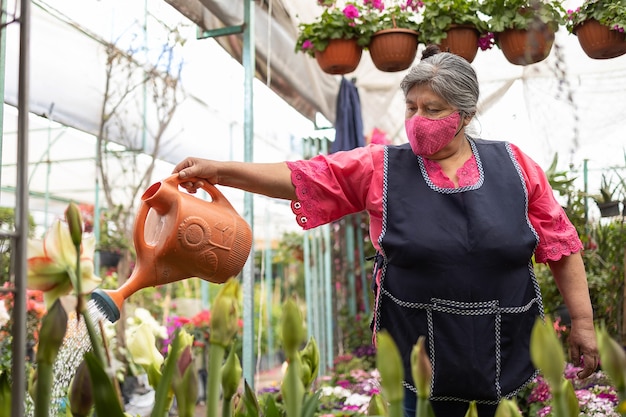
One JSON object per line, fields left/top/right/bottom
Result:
{"left": 438, "top": 24, "right": 480, "bottom": 63}
{"left": 497, "top": 25, "right": 555, "bottom": 65}
{"left": 368, "top": 28, "right": 419, "bottom": 72}
{"left": 574, "top": 18, "right": 626, "bottom": 59}
{"left": 315, "top": 38, "right": 363, "bottom": 75}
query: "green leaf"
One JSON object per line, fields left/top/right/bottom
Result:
{"left": 150, "top": 328, "right": 183, "bottom": 417}
{"left": 262, "top": 395, "right": 281, "bottom": 417}
{"left": 0, "top": 371, "right": 10, "bottom": 417}
{"left": 83, "top": 351, "right": 126, "bottom": 417}
{"left": 242, "top": 380, "right": 261, "bottom": 417}
{"left": 301, "top": 391, "right": 322, "bottom": 417}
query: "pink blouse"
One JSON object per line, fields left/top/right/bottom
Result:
{"left": 286, "top": 142, "right": 583, "bottom": 264}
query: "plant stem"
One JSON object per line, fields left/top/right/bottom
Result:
{"left": 416, "top": 397, "right": 430, "bottom": 417}
{"left": 207, "top": 343, "right": 226, "bottom": 417}
{"left": 33, "top": 362, "right": 53, "bottom": 417}
{"left": 389, "top": 399, "right": 404, "bottom": 417}
{"left": 221, "top": 398, "right": 232, "bottom": 417}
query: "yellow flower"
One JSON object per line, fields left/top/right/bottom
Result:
{"left": 127, "top": 322, "right": 164, "bottom": 369}
{"left": 27, "top": 219, "right": 101, "bottom": 308}
{"left": 410, "top": 336, "right": 432, "bottom": 399}
{"left": 127, "top": 322, "right": 164, "bottom": 390}
{"left": 210, "top": 278, "right": 241, "bottom": 347}
{"left": 530, "top": 317, "right": 565, "bottom": 388}
{"left": 376, "top": 330, "right": 404, "bottom": 403}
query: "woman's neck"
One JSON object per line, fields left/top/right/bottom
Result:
{"left": 428, "top": 136, "right": 473, "bottom": 187}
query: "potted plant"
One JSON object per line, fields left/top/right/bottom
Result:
{"left": 565, "top": 0, "right": 626, "bottom": 59}
{"left": 418, "top": 0, "right": 493, "bottom": 62}
{"left": 480, "top": 0, "right": 566, "bottom": 65}
{"left": 591, "top": 174, "right": 621, "bottom": 217}
{"left": 294, "top": 1, "right": 370, "bottom": 74}
{"left": 360, "top": 1, "right": 422, "bottom": 71}
{"left": 98, "top": 207, "right": 130, "bottom": 268}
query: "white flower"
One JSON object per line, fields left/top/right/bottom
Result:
{"left": 0, "top": 301, "right": 9, "bottom": 327}
{"left": 344, "top": 393, "right": 371, "bottom": 407}
{"left": 320, "top": 386, "right": 351, "bottom": 398}
{"left": 27, "top": 219, "right": 101, "bottom": 308}
{"left": 127, "top": 322, "right": 164, "bottom": 368}
{"left": 126, "top": 307, "right": 167, "bottom": 340}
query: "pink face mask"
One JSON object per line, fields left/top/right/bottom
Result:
{"left": 404, "top": 111, "right": 462, "bottom": 156}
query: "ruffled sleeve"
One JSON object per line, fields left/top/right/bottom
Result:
{"left": 286, "top": 145, "right": 381, "bottom": 230}
{"left": 511, "top": 144, "right": 583, "bottom": 263}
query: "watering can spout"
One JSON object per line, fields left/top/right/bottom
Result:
{"left": 91, "top": 174, "right": 253, "bottom": 322}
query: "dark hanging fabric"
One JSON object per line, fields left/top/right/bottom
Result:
{"left": 331, "top": 77, "right": 365, "bottom": 153}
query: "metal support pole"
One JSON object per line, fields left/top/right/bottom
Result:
{"left": 0, "top": 0, "right": 7, "bottom": 186}
{"left": 356, "top": 215, "right": 369, "bottom": 314}
{"left": 345, "top": 216, "right": 357, "bottom": 317}
{"left": 241, "top": 0, "right": 256, "bottom": 387}
{"left": 12, "top": 0, "right": 30, "bottom": 415}
{"left": 583, "top": 159, "right": 589, "bottom": 231}
{"left": 264, "top": 208, "right": 275, "bottom": 369}
{"left": 319, "top": 138, "right": 333, "bottom": 373}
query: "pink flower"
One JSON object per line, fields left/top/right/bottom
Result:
{"left": 302, "top": 39, "right": 314, "bottom": 50}
{"left": 343, "top": 4, "right": 360, "bottom": 19}
{"left": 364, "top": 0, "right": 384, "bottom": 11}
{"left": 405, "top": 0, "right": 424, "bottom": 10}
{"left": 537, "top": 405, "right": 552, "bottom": 417}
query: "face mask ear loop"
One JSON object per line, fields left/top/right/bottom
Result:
{"left": 453, "top": 111, "right": 464, "bottom": 137}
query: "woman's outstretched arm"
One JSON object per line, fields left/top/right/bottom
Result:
{"left": 173, "top": 157, "right": 297, "bottom": 200}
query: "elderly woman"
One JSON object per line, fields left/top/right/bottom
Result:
{"left": 173, "top": 45, "right": 597, "bottom": 417}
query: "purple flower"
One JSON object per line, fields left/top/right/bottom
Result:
{"left": 478, "top": 33, "right": 495, "bottom": 51}
{"left": 343, "top": 4, "right": 360, "bottom": 19}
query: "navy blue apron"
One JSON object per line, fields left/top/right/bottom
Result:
{"left": 373, "top": 138, "right": 543, "bottom": 404}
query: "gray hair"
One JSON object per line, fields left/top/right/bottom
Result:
{"left": 400, "top": 52, "right": 479, "bottom": 118}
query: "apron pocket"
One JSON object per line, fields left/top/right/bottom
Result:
{"left": 430, "top": 298, "right": 500, "bottom": 402}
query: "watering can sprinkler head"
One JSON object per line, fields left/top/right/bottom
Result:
{"left": 91, "top": 288, "right": 121, "bottom": 322}
{"left": 88, "top": 174, "right": 253, "bottom": 323}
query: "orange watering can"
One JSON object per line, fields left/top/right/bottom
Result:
{"left": 91, "top": 174, "right": 253, "bottom": 322}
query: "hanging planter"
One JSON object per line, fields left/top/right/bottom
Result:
{"left": 99, "top": 250, "right": 122, "bottom": 268}
{"left": 438, "top": 24, "right": 480, "bottom": 63}
{"left": 315, "top": 38, "right": 363, "bottom": 75}
{"left": 496, "top": 24, "right": 555, "bottom": 65}
{"left": 597, "top": 201, "right": 621, "bottom": 218}
{"left": 574, "top": 18, "right": 626, "bottom": 59}
{"left": 368, "top": 28, "right": 419, "bottom": 72}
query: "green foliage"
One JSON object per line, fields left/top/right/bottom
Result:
{"left": 0, "top": 207, "right": 36, "bottom": 285}
{"left": 565, "top": 0, "right": 626, "bottom": 34}
{"left": 362, "top": 2, "right": 421, "bottom": 34}
{"left": 295, "top": 1, "right": 423, "bottom": 57}
{"left": 295, "top": 3, "right": 370, "bottom": 57}
{"left": 480, "top": 0, "right": 566, "bottom": 32}
{"left": 97, "top": 205, "right": 131, "bottom": 253}
{"left": 337, "top": 309, "right": 377, "bottom": 371}
{"left": 592, "top": 174, "right": 621, "bottom": 204}
{"left": 419, "top": 0, "right": 489, "bottom": 45}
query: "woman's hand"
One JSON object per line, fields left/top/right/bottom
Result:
{"left": 172, "top": 157, "right": 218, "bottom": 193}
{"left": 568, "top": 319, "right": 599, "bottom": 379}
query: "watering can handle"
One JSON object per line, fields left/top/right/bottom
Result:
{"left": 163, "top": 174, "right": 239, "bottom": 211}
